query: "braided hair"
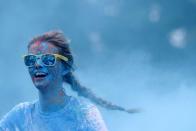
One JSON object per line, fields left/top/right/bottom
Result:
{"left": 28, "top": 30, "right": 139, "bottom": 114}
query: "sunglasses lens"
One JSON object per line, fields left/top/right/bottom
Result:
{"left": 42, "top": 54, "right": 56, "bottom": 66}
{"left": 24, "top": 55, "right": 36, "bottom": 67}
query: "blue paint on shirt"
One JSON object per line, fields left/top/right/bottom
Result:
{"left": 0, "top": 97, "right": 108, "bottom": 131}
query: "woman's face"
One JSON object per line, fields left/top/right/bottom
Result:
{"left": 28, "top": 41, "right": 66, "bottom": 92}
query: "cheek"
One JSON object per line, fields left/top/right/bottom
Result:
{"left": 28, "top": 67, "right": 34, "bottom": 77}
{"left": 48, "top": 65, "right": 64, "bottom": 80}
{"left": 28, "top": 68, "right": 36, "bottom": 82}
{"left": 48, "top": 68, "right": 61, "bottom": 79}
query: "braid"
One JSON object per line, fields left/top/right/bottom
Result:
{"left": 64, "top": 72, "right": 139, "bottom": 114}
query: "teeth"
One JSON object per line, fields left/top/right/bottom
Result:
{"left": 37, "top": 73, "right": 45, "bottom": 75}
{"left": 35, "top": 72, "right": 47, "bottom": 76}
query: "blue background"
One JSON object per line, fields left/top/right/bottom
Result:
{"left": 0, "top": 0, "right": 196, "bottom": 130}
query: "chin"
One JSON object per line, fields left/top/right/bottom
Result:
{"left": 33, "top": 80, "right": 50, "bottom": 92}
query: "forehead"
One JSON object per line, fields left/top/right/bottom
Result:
{"left": 28, "top": 41, "right": 59, "bottom": 54}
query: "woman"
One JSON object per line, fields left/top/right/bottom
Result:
{"left": 0, "top": 31, "right": 137, "bottom": 131}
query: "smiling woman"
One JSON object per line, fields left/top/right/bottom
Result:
{"left": 0, "top": 30, "right": 137, "bottom": 131}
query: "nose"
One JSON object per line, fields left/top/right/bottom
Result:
{"left": 34, "top": 58, "right": 43, "bottom": 68}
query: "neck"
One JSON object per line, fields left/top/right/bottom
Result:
{"left": 38, "top": 85, "right": 69, "bottom": 113}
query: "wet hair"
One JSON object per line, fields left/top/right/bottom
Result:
{"left": 28, "top": 30, "right": 139, "bottom": 114}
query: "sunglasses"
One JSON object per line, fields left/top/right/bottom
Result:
{"left": 23, "top": 54, "right": 68, "bottom": 67}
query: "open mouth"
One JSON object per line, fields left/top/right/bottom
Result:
{"left": 34, "top": 72, "right": 48, "bottom": 79}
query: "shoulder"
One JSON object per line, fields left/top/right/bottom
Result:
{"left": 0, "top": 101, "right": 35, "bottom": 130}
{"left": 68, "top": 97, "right": 108, "bottom": 131}
{"left": 3, "top": 101, "right": 35, "bottom": 117}
{"left": 67, "top": 96, "right": 97, "bottom": 115}
{"left": 0, "top": 102, "right": 34, "bottom": 120}
{"left": 69, "top": 96, "right": 94, "bottom": 109}
{"left": 10, "top": 102, "right": 34, "bottom": 113}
